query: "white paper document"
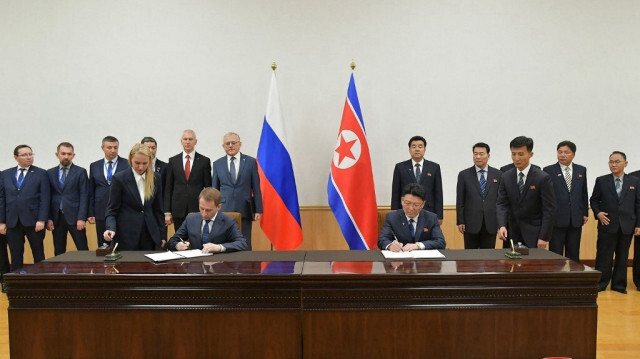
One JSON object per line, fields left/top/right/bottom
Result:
{"left": 145, "top": 249, "right": 213, "bottom": 262}
{"left": 381, "top": 250, "right": 445, "bottom": 259}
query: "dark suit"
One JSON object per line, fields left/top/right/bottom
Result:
{"left": 500, "top": 163, "right": 540, "bottom": 172}
{"left": 496, "top": 166, "right": 557, "bottom": 248}
{"left": 212, "top": 153, "right": 262, "bottom": 249}
{"left": 629, "top": 170, "right": 640, "bottom": 289}
{"left": 105, "top": 170, "right": 164, "bottom": 250}
{"left": 590, "top": 174, "right": 640, "bottom": 291}
{"left": 0, "top": 170, "right": 9, "bottom": 283}
{"left": 543, "top": 163, "right": 589, "bottom": 262}
{"left": 47, "top": 164, "right": 89, "bottom": 255}
{"left": 456, "top": 166, "right": 501, "bottom": 249}
{"left": 168, "top": 212, "right": 247, "bottom": 252}
{"left": 89, "top": 157, "right": 129, "bottom": 246}
{"left": 153, "top": 158, "right": 168, "bottom": 189}
{"left": 0, "top": 166, "right": 50, "bottom": 270}
{"left": 391, "top": 159, "right": 443, "bottom": 219}
{"left": 164, "top": 152, "right": 212, "bottom": 231}
{"left": 378, "top": 209, "right": 446, "bottom": 250}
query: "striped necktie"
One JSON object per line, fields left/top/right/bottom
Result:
{"left": 479, "top": 169, "right": 486, "bottom": 197}
{"left": 564, "top": 167, "right": 572, "bottom": 192}
{"left": 518, "top": 172, "right": 525, "bottom": 195}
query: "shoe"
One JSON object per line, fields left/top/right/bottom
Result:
{"left": 597, "top": 284, "right": 607, "bottom": 292}
{"left": 611, "top": 287, "right": 627, "bottom": 294}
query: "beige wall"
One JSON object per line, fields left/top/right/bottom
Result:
{"left": 18, "top": 206, "right": 634, "bottom": 264}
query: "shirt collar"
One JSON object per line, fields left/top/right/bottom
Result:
{"left": 559, "top": 162, "right": 572, "bottom": 172}
{"left": 60, "top": 164, "right": 71, "bottom": 171}
{"left": 227, "top": 153, "right": 240, "bottom": 162}
{"left": 18, "top": 166, "right": 30, "bottom": 172}
{"left": 405, "top": 213, "right": 420, "bottom": 223}
{"left": 518, "top": 164, "right": 532, "bottom": 177}
{"left": 104, "top": 157, "right": 117, "bottom": 164}
{"left": 475, "top": 165, "right": 488, "bottom": 172}
{"left": 411, "top": 158, "right": 424, "bottom": 167}
{"left": 132, "top": 168, "right": 146, "bottom": 182}
{"left": 183, "top": 150, "right": 195, "bottom": 159}
{"left": 205, "top": 212, "right": 218, "bottom": 224}
{"left": 613, "top": 173, "right": 624, "bottom": 181}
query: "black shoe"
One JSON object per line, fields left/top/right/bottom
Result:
{"left": 611, "top": 287, "right": 627, "bottom": 294}
{"left": 597, "top": 284, "right": 607, "bottom": 292}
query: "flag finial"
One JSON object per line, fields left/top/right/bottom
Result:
{"left": 271, "top": 61, "right": 277, "bottom": 71}
{"left": 350, "top": 60, "right": 356, "bottom": 70}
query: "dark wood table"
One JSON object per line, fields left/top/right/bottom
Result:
{"left": 4, "top": 249, "right": 600, "bottom": 359}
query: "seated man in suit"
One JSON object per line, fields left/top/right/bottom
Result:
{"left": 168, "top": 187, "right": 248, "bottom": 253}
{"left": 378, "top": 183, "right": 445, "bottom": 252}
{"left": 497, "top": 136, "right": 556, "bottom": 249}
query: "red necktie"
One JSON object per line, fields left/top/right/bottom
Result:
{"left": 185, "top": 155, "right": 191, "bottom": 181}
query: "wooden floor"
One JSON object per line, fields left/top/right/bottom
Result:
{"left": 1, "top": 269, "right": 639, "bottom": 358}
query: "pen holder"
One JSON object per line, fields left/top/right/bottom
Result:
{"left": 504, "top": 250, "right": 522, "bottom": 259}
{"left": 104, "top": 252, "right": 122, "bottom": 261}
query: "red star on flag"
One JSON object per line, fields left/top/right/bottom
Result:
{"left": 335, "top": 134, "right": 357, "bottom": 166}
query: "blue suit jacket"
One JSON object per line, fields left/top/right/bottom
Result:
{"left": 590, "top": 174, "right": 640, "bottom": 235}
{"left": 0, "top": 166, "right": 50, "bottom": 227}
{"left": 543, "top": 163, "right": 589, "bottom": 228}
{"left": 378, "top": 209, "right": 446, "bottom": 250}
{"left": 212, "top": 153, "right": 263, "bottom": 219}
{"left": 168, "top": 212, "right": 248, "bottom": 252}
{"left": 391, "top": 159, "right": 443, "bottom": 219}
{"left": 89, "top": 156, "right": 130, "bottom": 221}
{"left": 496, "top": 166, "right": 557, "bottom": 247}
{"left": 105, "top": 170, "right": 164, "bottom": 250}
{"left": 47, "top": 164, "right": 89, "bottom": 225}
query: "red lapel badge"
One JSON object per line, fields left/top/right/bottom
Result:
{"left": 493, "top": 179, "right": 498, "bottom": 183}
{"left": 423, "top": 228, "right": 429, "bottom": 232}
{"left": 578, "top": 174, "right": 583, "bottom": 178}
{"left": 427, "top": 173, "right": 432, "bottom": 177}
{"left": 530, "top": 185, "right": 536, "bottom": 190}
{"left": 631, "top": 186, "right": 636, "bottom": 190}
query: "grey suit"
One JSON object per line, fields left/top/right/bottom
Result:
{"left": 168, "top": 212, "right": 247, "bottom": 252}
{"left": 456, "top": 166, "right": 501, "bottom": 248}
{"left": 212, "top": 153, "right": 262, "bottom": 249}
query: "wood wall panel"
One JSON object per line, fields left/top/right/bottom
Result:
{"left": 17, "top": 206, "right": 634, "bottom": 263}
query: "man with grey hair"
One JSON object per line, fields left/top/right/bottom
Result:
{"left": 212, "top": 132, "right": 262, "bottom": 249}
{"left": 164, "top": 129, "right": 211, "bottom": 231}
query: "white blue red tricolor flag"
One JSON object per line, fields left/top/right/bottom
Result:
{"left": 327, "top": 73, "right": 378, "bottom": 250}
{"left": 257, "top": 72, "right": 303, "bottom": 250}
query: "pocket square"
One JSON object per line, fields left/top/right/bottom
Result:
{"left": 530, "top": 185, "right": 536, "bottom": 190}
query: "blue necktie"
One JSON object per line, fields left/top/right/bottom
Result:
{"left": 479, "top": 169, "right": 486, "bottom": 197}
{"left": 616, "top": 178, "right": 622, "bottom": 198}
{"left": 230, "top": 157, "right": 237, "bottom": 184}
{"left": 518, "top": 172, "right": 525, "bottom": 195}
{"left": 60, "top": 167, "right": 68, "bottom": 186}
{"left": 409, "top": 218, "right": 415, "bottom": 240}
{"left": 202, "top": 220, "right": 212, "bottom": 244}
{"left": 17, "top": 168, "right": 25, "bottom": 188}
{"left": 415, "top": 163, "right": 421, "bottom": 182}
{"left": 107, "top": 161, "right": 114, "bottom": 183}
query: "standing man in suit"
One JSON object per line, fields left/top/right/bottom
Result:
{"left": 543, "top": 141, "right": 589, "bottom": 262}
{"left": 88, "top": 136, "right": 129, "bottom": 247}
{"left": 391, "top": 136, "right": 443, "bottom": 224}
{"left": 497, "top": 136, "right": 556, "bottom": 249}
{"left": 164, "top": 129, "right": 212, "bottom": 232}
{"left": 456, "top": 142, "right": 501, "bottom": 249}
{"left": 500, "top": 163, "right": 540, "bottom": 172}
{"left": 590, "top": 151, "right": 640, "bottom": 293}
{"left": 378, "top": 183, "right": 446, "bottom": 251}
{"left": 104, "top": 144, "right": 165, "bottom": 250}
{"left": 0, "top": 145, "right": 50, "bottom": 271}
{"left": 212, "top": 132, "right": 262, "bottom": 249}
{"left": 169, "top": 187, "right": 248, "bottom": 252}
{"left": 628, "top": 169, "right": 640, "bottom": 290}
{"left": 46, "top": 142, "right": 89, "bottom": 255}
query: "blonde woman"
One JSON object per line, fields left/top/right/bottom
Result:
{"left": 104, "top": 144, "right": 164, "bottom": 250}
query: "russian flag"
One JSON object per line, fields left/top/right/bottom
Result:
{"left": 257, "top": 71, "right": 303, "bottom": 250}
{"left": 327, "top": 73, "right": 378, "bottom": 250}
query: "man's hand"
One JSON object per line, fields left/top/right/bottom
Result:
{"left": 635, "top": 227, "right": 640, "bottom": 236}
{"left": 388, "top": 240, "right": 404, "bottom": 252}
{"left": 202, "top": 243, "right": 222, "bottom": 254}
{"left": 498, "top": 226, "right": 508, "bottom": 240}
{"left": 583, "top": 216, "right": 589, "bottom": 225}
{"left": 175, "top": 241, "right": 190, "bottom": 251}
{"left": 402, "top": 243, "right": 420, "bottom": 252}
{"left": 87, "top": 217, "right": 96, "bottom": 224}
{"left": 164, "top": 214, "right": 173, "bottom": 226}
{"left": 77, "top": 220, "right": 86, "bottom": 231}
{"left": 103, "top": 230, "right": 115, "bottom": 241}
{"left": 438, "top": 219, "right": 443, "bottom": 226}
{"left": 35, "top": 221, "right": 45, "bottom": 232}
{"left": 457, "top": 224, "right": 465, "bottom": 234}
{"left": 597, "top": 212, "right": 610, "bottom": 226}
{"left": 46, "top": 220, "right": 54, "bottom": 231}
{"left": 254, "top": 213, "right": 261, "bottom": 221}
{"left": 0, "top": 223, "right": 6, "bottom": 235}
{"left": 537, "top": 239, "right": 548, "bottom": 249}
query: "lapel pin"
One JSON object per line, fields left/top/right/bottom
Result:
{"left": 530, "top": 185, "right": 536, "bottom": 190}
{"left": 631, "top": 186, "right": 636, "bottom": 190}
{"left": 493, "top": 179, "right": 498, "bottom": 183}
{"left": 578, "top": 174, "right": 583, "bottom": 178}
{"left": 557, "top": 174, "right": 562, "bottom": 177}
{"left": 427, "top": 173, "right": 432, "bottom": 176}
{"left": 423, "top": 228, "right": 429, "bottom": 232}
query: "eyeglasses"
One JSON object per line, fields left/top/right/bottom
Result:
{"left": 608, "top": 160, "right": 624, "bottom": 165}
{"left": 224, "top": 141, "right": 239, "bottom": 147}
{"left": 17, "top": 153, "right": 35, "bottom": 158}
{"left": 402, "top": 199, "right": 424, "bottom": 209}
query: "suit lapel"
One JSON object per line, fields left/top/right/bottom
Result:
{"left": 471, "top": 167, "right": 483, "bottom": 198}
{"left": 235, "top": 155, "right": 248, "bottom": 184}
{"left": 619, "top": 176, "right": 630, "bottom": 203}
{"left": 415, "top": 211, "right": 427, "bottom": 242}
{"left": 124, "top": 171, "right": 144, "bottom": 208}
{"left": 398, "top": 212, "right": 412, "bottom": 241}
{"left": 406, "top": 160, "right": 417, "bottom": 182}
{"left": 518, "top": 169, "right": 535, "bottom": 202}
{"left": 605, "top": 175, "right": 618, "bottom": 199}
{"left": 10, "top": 167, "right": 19, "bottom": 189}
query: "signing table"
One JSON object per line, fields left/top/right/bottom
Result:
{"left": 5, "top": 249, "right": 599, "bottom": 359}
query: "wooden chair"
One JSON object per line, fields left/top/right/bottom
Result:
{"left": 223, "top": 212, "right": 242, "bottom": 230}
{"left": 377, "top": 209, "right": 393, "bottom": 236}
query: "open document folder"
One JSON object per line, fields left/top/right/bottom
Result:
{"left": 145, "top": 249, "right": 213, "bottom": 262}
{"left": 381, "top": 250, "right": 445, "bottom": 259}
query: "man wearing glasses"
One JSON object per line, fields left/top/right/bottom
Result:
{"left": 378, "top": 183, "right": 445, "bottom": 252}
{"left": 590, "top": 151, "right": 640, "bottom": 293}
{"left": 0, "top": 145, "right": 50, "bottom": 272}
{"left": 212, "top": 132, "right": 262, "bottom": 250}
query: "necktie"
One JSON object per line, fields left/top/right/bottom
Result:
{"left": 409, "top": 218, "right": 415, "bottom": 239}
{"left": 230, "top": 157, "right": 237, "bottom": 184}
{"left": 185, "top": 155, "right": 191, "bottom": 181}
{"left": 615, "top": 178, "right": 622, "bottom": 198}
{"left": 518, "top": 172, "right": 525, "bottom": 195}
{"left": 106, "top": 161, "right": 113, "bottom": 183}
{"left": 17, "top": 168, "right": 25, "bottom": 188}
{"left": 202, "top": 219, "right": 211, "bottom": 244}
{"left": 564, "top": 167, "right": 572, "bottom": 192}
{"left": 60, "top": 167, "right": 68, "bottom": 186}
{"left": 415, "top": 163, "right": 421, "bottom": 182}
{"left": 479, "top": 169, "right": 486, "bottom": 197}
